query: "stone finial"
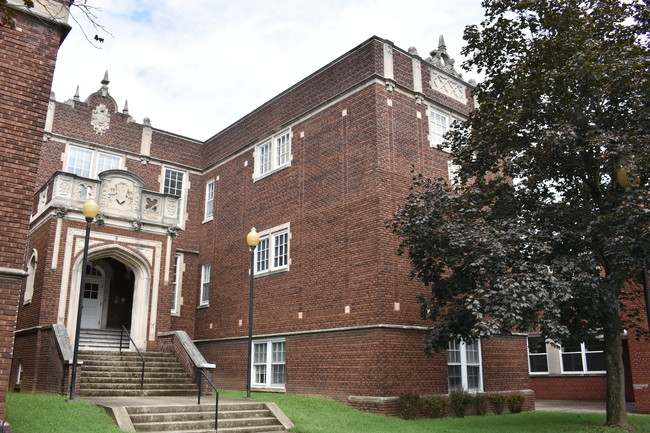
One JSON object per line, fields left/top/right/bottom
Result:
{"left": 426, "top": 34, "right": 462, "bottom": 78}
{"left": 50, "top": 91, "right": 56, "bottom": 100}
{"left": 143, "top": 117, "right": 151, "bottom": 126}
{"left": 408, "top": 46, "right": 419, "bottom": 56}
{"left": 123, "top": 99, "right": 129, "bottom": 114}
{"left": 101, "top": 70, "right": 110, "bottom": 86}
{"left": 73, "top": 85, "right": 80, "bottom": 101}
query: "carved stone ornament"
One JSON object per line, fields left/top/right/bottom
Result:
{"left": 91, "top": 103, "right": 111, "bottom": 134}
{"left": 95, "top": 213, "right": 106, "bottom": 226}
{"left": 131, "top": 219, "right": 142, "bottom": 231}
{"left": 55, "top": 207, "right": 67, "bottom": 218}
{"left": 167, "top": 226, "right": 179, "bottom": 237}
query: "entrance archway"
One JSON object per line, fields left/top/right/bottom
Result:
{"left": 68, "top": 245, "right": 151, "bottom": 350}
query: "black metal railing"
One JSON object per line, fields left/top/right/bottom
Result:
{"left": 197, "top": 369, "right": 219, "bottom": 432}
{"left": 119, "top": 326, "right": 145, "bottom": 390}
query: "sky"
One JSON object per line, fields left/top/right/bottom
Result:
{"left": 51, "top": 0, "right": 487, "bottom": 141}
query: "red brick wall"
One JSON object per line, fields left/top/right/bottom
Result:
{"left": 530, "top": 375, "right": 607, "bottom": 400}
{"left": 0, "top": 4, "right": 69, "bottom": 424}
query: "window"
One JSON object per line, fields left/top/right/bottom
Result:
{"left": 430, "top": 109, "right": 448, "bottom": 147}
{"left": 254, "top": 226, "right": 290, "bottom": 275}
{"left": 200, "top": 263, "right": 210, "bottom": 306}
{"left": 448, "top": 340, "right": 482, "bottom": 392}
{"left": 23, "top": 250, "right": 37, "bottom": 305}
{"left": 255, "top": 130, "right": 291, "bottom": 178}
{"left": 527, "top": 336, "right": 549, "bottom": 374}
{"left": 66, "top": 145, "right": 121, "bottom": 178}
{"left": 561, "top": 338, "right": 605, "bottom": 374}
{"left": 252, "top": 339, "right": 286, "bottom": 389}
{"left": 204, "top": 180, "right": 215, "bottom": 221}
{"left": 171, "top": 254, "right": 182, "bottom": 314}
{"left": 163, "top": 168, "right": 185, "bottom": 224}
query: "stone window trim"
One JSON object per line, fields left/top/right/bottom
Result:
{"left": 252, "top": 338, "right": 286, "bottom": 390}
{"left": 447, "top": 339, "right": 483, "bottom": 393}
{"left": 23, "top": 249, "right": 38, "bottom": 305}
{"left": 199, "top": 263, "right": 210, "bottom": 307}
{"left": 171, "top": 253, "right": 183, "bottom": 315}
{"left": 253, "top": 223, "right": 291, "bottom": 277}
{"left": 162, "top": 167, "right": 186, "bottom": 227}
{"left": 203, "top": 179, "right": 215, "bottom": 223}
{"left": 253, "top": 129, "right": 292, "bottom": 181}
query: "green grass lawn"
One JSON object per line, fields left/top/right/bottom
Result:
{"left": 6, "top": 391, "right": 650, "bottom": 433}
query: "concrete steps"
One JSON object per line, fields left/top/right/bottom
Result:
{"left": 79, "top": 328, "right": 129, "bottom": 350}
{"left": 126, "top": 402, "right": 286, "bottom": 433}
{"left": 79, "top": 350, "right": 198, "bottom": 397}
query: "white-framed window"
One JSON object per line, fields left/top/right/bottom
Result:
{"left": 23, "top": 250, "right": 37, "bottom": 305}
{"left": 561, "top": 339, "right": 605, "bottom": 374}
{"left": 66, "top": 145, "right": 121, "bottom": 178}
{"left": 163, "top": 168, "right": 185, "bottom": 224}
{"left": 429, "top": 109, "right": 448, "bottom": 147}
{"left": 527, "top": 336, "right": 549, "bottom": 374}
{"left": 254, "top": 224, "right": 290, "bottom": 276}
{"left": 200, "top": 263, "right": 210, "bottom": 306}
{"left": 171, "top": 254, "right": 183, "bottom": 314}
{"left": 255, "top": 130, "right": 291, "bottom": 179}
{"left": 204, "top": 179, "right": 215, "bottom": 221}
{"left": 448, "top": 339, "right": 483, "bottom": 392}
{"left": 252, "top": 339, "right": 286, "bottom": 389}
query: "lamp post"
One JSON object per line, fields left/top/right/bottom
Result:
{"left": 69, "top": 198, "right": 99, "bottom": 401}
{"left": 245, "top": 227, "right": 260, "bottom": 398}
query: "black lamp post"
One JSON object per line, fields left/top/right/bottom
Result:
{"left": 69, "top": 198, "right": 99, "bottom": 401}
{"left": 245, "top": 227, "right": 260, "bottom": 398}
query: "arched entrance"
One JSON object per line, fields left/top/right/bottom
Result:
{"left": 68, "top": 245, "right": 151, "bottom": 350}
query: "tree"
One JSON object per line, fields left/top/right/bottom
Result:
{"left": 1, "top": 0, "right": 109, "bottom": 46}
{"left": 390, "top": 0, "right": 649, "bottom": 427}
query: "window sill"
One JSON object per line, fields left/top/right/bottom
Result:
{"left": 254, "top": 268, "right": 289, "bottom": 279}
{"left": 253, "top": 163, "right": 290, "bottom": 183}
{"left": 197, "top": 304, "right": 209, "bottom": 310}
{"left": 202, "top": 217, "right": 214, "bottom": 224}
{"left": 251, "top": 387, "right": 286, "bottom": 393}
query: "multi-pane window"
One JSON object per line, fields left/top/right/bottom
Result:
{"left": 255, "top": 130, "right": 291, "bottom": 178}
{"left": 561, "top": 339, "right": 606, "bottom": 373}
{"left": 171, "top": 254, "right": 182, "bottom": 314}
{"left": 200, "top": 263, "right": 210, "bottom": 306}
{"left": 163, "top": 168, "right": 185, "bottom": 224}
{"left": 448, "top": 340, "right": 482, "bottom": 392}
{"left": 430, "top": 109, "right": 448, "bottom": 146}
{"left": 252, "top": 340, "right": 286, "bottom": 388}
{"left": 527, "top": 336, "right": 549, "bottom": 374}
{"left": 254, "top": 227, "right": 289, "bottom": 275}
{"left": 66, "top": 145, "right": 121, "bottom": 178}
{"left": 204, "top": 180, "right": 215, "bottom": 220}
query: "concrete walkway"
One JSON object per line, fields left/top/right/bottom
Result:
{"left": 536, "top": 400, "right": 638, "bottom": 414}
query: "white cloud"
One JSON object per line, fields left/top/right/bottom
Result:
{"left": 52, "top": 0, "right": 485, "bottom": 140}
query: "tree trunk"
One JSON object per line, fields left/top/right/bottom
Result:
{"left": 603, "top": 315, "right": 629, "bottom": 428}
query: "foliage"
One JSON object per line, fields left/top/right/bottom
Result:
{"left": 507, "top": 394, "right": 525, "bottom": 414}
{"left": 398, "top": 393, "right": 422, "bottom": 420}
{"left": 390, "top": 0, "right": 649, "bottom": 427}
{"left": 422, "top": 396, "right": 447, "bottom": 418}
{"left": 490, "top": 394, "right": 506, "bottom": 415}
{"left": 473, "top": 394, "right": 488, "bottom": 416}
{"left": 449, "top": 389, "right": 473, "bottom": 417}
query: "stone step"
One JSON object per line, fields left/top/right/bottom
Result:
{"left": 81, "top": 382, "right": 198, "bottom": 390}
{"left": 79, "top": 376, "right": 194, "bottom": 384}
{"left": 82, "top": 365, "right": 185, "bottom": 373}
{"left": 78, "top": 389, "right": 198, "bottom": 397}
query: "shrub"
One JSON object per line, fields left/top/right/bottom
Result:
{"left": 507, "top": 394, "right": 525, "bottom": 414}
{"left": 449, "top": 389, "right": 472, "bottom": 417}
{"left": 398, "top": 393, "right": 421, "bottom": 420}
{"left": 490, "top": 394, "right": 505, "bottom": 415}
{"left": 422, "top": 396, "right": 447, "bottom": 418}
{"left": 473, "top": 394, "right": 488, "bottom": 416}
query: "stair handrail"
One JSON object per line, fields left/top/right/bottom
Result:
{"left": 197, "top": 368, "right": 219, "bottom": 433}
{"left": 119, "top": 326, "right": 145, "bottom": 390}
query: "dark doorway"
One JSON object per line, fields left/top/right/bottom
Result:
{"left": 104, "top": 258, "right": 134, "bottom": 329}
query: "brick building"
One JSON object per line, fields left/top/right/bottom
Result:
{"left": 0, "top": 0, "right": 70, "bottom": 428}
{"left": 8, "top": 34, "right": 649, "bottom": 414}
